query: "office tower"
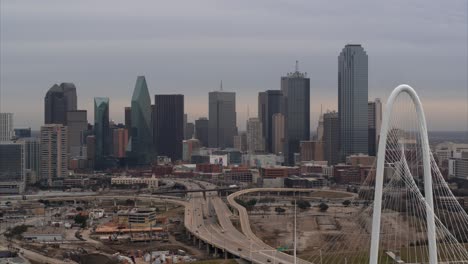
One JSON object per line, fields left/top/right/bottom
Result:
{"left": 0, "top": 141, "right": 25, "bottom": 194}
{"left": 129, "top": 76, "right": 154, "bottom": 165}
{"left": 208, "top": 87, "right": 237, "bottom": 148}
{"left": 246, "top": 118, "right": 265, "bottom": 153}
{"left": 281, "top": 62, "right": 310, "bottom": 165}
{"left": 338, "top": 44, "right": 368, "bottom": 160}
{"left": 183, "top": 138, "right": 201, "bottom": 162}
{"left": 154, "top": 94, "right": 184, "bottom": 161}
{"left": 272, "top": 113, "right": 285, "bottom": 155}
{"left": 94, "top": 97, "right": 110, "bottom": 165}
{"left": 368, "top": 99, "right": 382, "bottom": 156}
{"left": 233, "top": 132, "right": 247, "bottom": 152}
{"left": 316, "top": 107, "right": 324, "bottom": 141}
{"left": 40, "top": 124, "right": 68, "bottom": 186}
{"left": 14, "top": 128, "right": 31, "bottom": 139}
{"left": 323, "top": 111, "right": 339, "bottom": 165}
{"left": 22, "top": 138, "right": 40, "bottom": 185}
{"left": 44, "top": 83, "right": 77, "bottom": 125}
{"left": 124, "top": 106, "right": 132, "bottom": 137}
{"left": 258, "top": 90, "right": 283, "bottom": 153}
{"left": 113, "top": 128, "right": 128, "bottom": 158}
{"left": 185, "top": 122, "right": 195, "bottom": 140}
{"left": 300, "top": 141, "right": 324, "bottom": 162}
{"left": 183, "top": 114, "right": 188, "bottom": 139}
{"left": 66, "top": 110, "right": 87, "bottom": 155}
{"left": 195, "top": 117, "right": 209, "bottom": 147}
{"left": 0, "top": 113, "right": 14, "bottom": 141}
{"left": 86, "top": 135, "right": 96, "bottom": 169}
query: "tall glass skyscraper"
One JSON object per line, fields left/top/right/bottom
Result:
{"left": 153, "top": 94, "right": 184, "bottom": 161}
{"left": 281, "top": 63, "right": 310, "bottom": 165}
{"left": 44, "top": 83, "right": 77, "bottom": 125}
{"left": 208, "top": 88, "right": 237, "bottom": 149}
{"left": 338, "top": 44, "right": 368, "bottom": 161}
{"left": 94, "top": 97, "right": 110, "bottom": 165}
{"left": 130, "top": 76, "right": 153, "bottom": 165}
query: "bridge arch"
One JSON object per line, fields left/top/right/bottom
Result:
{"left": 369, "top": 84, "right": 437, "bottom": 264}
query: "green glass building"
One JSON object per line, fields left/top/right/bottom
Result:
{"left": 94, "top": 97, "right": 110, "bottom": 166}
{"left": 129, "top": 76, "right": 154, "bottom": 165}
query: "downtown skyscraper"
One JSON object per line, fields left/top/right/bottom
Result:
{"left": 281, "top": 62, "right": 310, "bottom": 165}
{"left": 129, "top": 76, "right": 154, "bottom": 165}
{"left": 94, "top": 97, "right": 110, "bottom": 167}
{"left": 368, "top": 98, "right": 382, "bottom": 156}
{"left": 44, "top": 83, "right": 77, "bottom": 125}
{"left": 258, "top": 90, "right": 283, "bottom": 153}
{"left": 0, "top": 113, "right": 14, "bottom": 141}
{"left": 153, "top": 94, "right": 184, "bottom": 161}
{"left": 208, "top": 84, "right": 237, "bottom": 149}
{"left": 338, "top": 44, "right": 369, "bottom": 160}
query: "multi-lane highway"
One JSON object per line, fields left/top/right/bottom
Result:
{"left": 180, "top": 180, "right": 314, "bottom": 264}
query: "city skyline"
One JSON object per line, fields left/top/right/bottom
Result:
{"left": 0, "top": 1, "right": 466, "bottom": 131}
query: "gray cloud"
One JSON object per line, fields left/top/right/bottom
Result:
{"left": 0, "top": 0, "right": 466, "bottom": 130}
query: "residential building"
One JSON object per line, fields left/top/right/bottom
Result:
{"left": 246, "top": 117, "right": 265, "bottom": 153}
{"left": 0, "top": 113, "right": 14, "bottom": 141}
{"left": 40, "top": 124, "right": 68, "bottom": 186}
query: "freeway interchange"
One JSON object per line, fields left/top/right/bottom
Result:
{"left": 180, "top": 179, "right": 314, "bottom": 264}
{"left": 1, "top": 180, "right": 322, "bottom": 264}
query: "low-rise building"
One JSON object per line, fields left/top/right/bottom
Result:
{"left": 449, "top": 158, "right": 468, "bottom": 179}
{"left": 284, "top": 176, "right": 326, "bottom": 189}
{"left": 111, "top": 176, "right": 159, "bottom": 188}
{"left": 117, "top": 208, "right": 157, "bottom": 229}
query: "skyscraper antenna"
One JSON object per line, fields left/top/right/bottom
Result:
{"left": 295, "top": 60, "right": 299, "bottom": 72}
{"left": 220, "top": 80, "right": 223, "bottom": 91}
{"left": 247, "top": 105, "right": 250, "bottom": 119}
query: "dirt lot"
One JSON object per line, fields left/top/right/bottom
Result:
{"left": 248, "top": 199, "right": 426, "bottom": 260}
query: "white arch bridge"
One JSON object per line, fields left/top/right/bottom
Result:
{"left": 300, "top": 85, "right": 468, "bottom": 263}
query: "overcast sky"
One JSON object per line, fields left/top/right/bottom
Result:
{"left": 0, "top": 0, "right": 467, "bottom": 131}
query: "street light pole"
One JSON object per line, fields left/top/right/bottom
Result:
{"left": 294, "top": 198, "right": 297, "bottom": 264}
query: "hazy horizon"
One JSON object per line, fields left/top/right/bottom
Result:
{"left": 1, "top": 0, "right": 467, "bottom": 131}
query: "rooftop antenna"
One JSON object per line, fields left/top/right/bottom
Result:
{"left": 295, "top": 60, "right": 299, "bottom": 72}
{"left": 220, "top": 80, "right": 223, "bottom": 91}
{"left": 247, "top": 105, "right": 250, "bottom": 119}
